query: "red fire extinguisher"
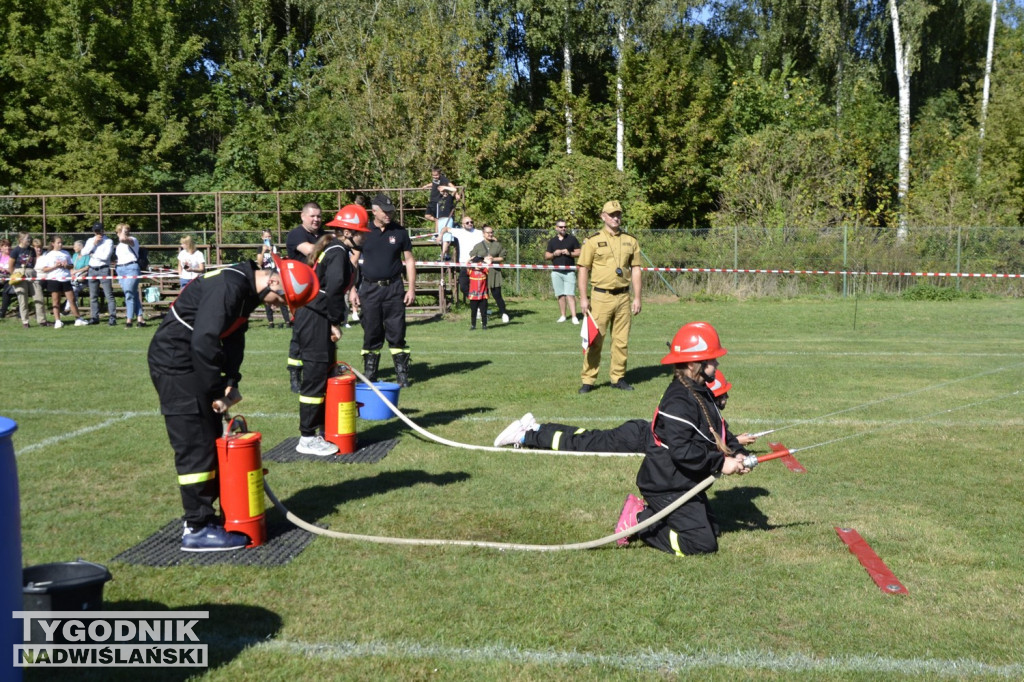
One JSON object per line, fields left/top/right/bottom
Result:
{"left": 216, "top": 416, "right": 267, "bottom": 548}
{"left": 324, "top": 364, "right": 358, "bottom": 455}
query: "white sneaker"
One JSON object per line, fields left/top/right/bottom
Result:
{"left": 556, "top": 316, "right": 567, "bottom": 323}
{"left": 296, "top": 435, "right": 339, "bottom": 456}
{"left": 571, "top": 316, "right": 579, "bottom": 325}
{"left": 53, "top": 319, "right": 64, "bottom": 329}
{"left": 74, "top": 318, "right": 88, "bottom": 326}
{"left": 502, "top": 313, "right": 509, "bottom": 324}
{"left": 493, "top": 412, "right": 537, "bottom": 448}
{"left": 350, "top": 311, "right": 360, "bottom": 322}
{"left": 63, "top": 302, "right": 71, "bottom": 314}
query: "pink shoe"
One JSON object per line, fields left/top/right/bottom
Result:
{"left": 614, "top": 493, "right": 645, "bottom": 546}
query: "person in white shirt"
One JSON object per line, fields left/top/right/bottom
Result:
{"left": 81, "top": 221, "right": 118, "bottom": 326}
{"left": 37, "top": 236, "right": 87, "bottom": 328}
{"left": 440, "top": 215, "right": 485, "bottom": 301}
{"left": 177, "top": 235, "right": 206, "bottom": 289}
{"left": 114, "top": 223, "right": 146, "bottom": 328}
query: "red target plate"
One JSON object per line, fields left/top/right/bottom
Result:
{"left": 834, "top": 527, "right": 908, "bottom": 595}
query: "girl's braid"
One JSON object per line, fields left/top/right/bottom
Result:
{"left": 674, "top": 365, "right": 734, "bottom": 456}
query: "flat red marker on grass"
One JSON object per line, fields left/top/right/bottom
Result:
{"left": 834, "top": 527, "right": 908, "bottom": 595}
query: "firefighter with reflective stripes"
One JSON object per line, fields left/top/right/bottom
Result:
{"left": 292, "top": 205, "right": 369, "bottom": 456}
{"left": 493, "top": 322, "right": 751, "bottom": 556}
{"left": 148, "top": 256, "right": 318, "bottom": 551}
{"left": 356, "top": 193, "right": 416, "bottom": 387}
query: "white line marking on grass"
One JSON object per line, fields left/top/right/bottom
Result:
{"left": 17, "top": 412, "right": 139, "bottom": 456}
{"left": 769, "top": 361, "right": 1024, "bottom": 435}
{"left": 796, "top": 389, "right": 1023, "bottom": 455}
{"left": 249, "top": 638, "right": 1024, "bottom": 678}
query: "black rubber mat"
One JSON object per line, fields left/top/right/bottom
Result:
{"left": 112, "top": 509, "right": 317, "bottom": 567}
{"left": 262, "top": 436, "right": 399, "bottom": 464}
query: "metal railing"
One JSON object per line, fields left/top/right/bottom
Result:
{"left": 0, "top": 187, "right": 454, "bottom": 264}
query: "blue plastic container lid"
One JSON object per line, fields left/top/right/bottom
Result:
{"left": 0, "top": 417, "right": 16, "bottom": 439}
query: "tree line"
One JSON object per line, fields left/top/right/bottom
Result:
{"left": 1, "top": 0, "right": 1022, "bottom": 235}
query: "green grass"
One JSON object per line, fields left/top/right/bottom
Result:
{"left": 3, "top": 295, "right": 1024, "bottom": 680}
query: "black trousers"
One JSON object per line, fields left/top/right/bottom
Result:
{"left": 635, "top": 491, "right": 719, "bottom": 556}
{"left": 469, "top": 299, "right": 488, "bottom": 327}
{"left": 490, "top": 285, "right": 507, "bottom": 316}
{"left": 294, "top": 304, "right": 337, "bottom": 436}
{"left": 150, "top": 370, "right": 222, "bottom": 527}
{"left": 359, "top": 279, "right": 408, "bottom": 352}
{"left": 523, "top": 419, "right": 649, "bottom": 452}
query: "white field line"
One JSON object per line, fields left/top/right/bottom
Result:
{"left": 244, "top": 637, "right": 1024, "bottom": 678}
{"left": 15, "top": 411, "right": 138, "bottom": 457}
{"left": 7, "top": 408, "right": 1021, "bottom": 430}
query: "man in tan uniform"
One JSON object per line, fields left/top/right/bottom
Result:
{"left": 577, "top": 200, "right": 642, "bottom": 393}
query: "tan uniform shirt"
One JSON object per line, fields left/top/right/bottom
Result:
{"left": 578, "top": 230, "right": 641, "bottom": 290}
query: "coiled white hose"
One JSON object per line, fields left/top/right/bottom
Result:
{"left": 264, "top": 475, "right": 716, "bottom": 552}
{"left": 262, "top": 368, "right": 716, "bottom": 551}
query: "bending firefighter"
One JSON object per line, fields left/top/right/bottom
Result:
{"left": 494, "top": 321, "right": 752, "bottom": 555}
{"left": 148, "top": 255, "right": 318, "bottom": 551}
{"left": 292, "top": 205, "right": 369, "bottom": 456}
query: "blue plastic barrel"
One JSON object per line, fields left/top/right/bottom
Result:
{"left": 355, "top": 382, "right": 401, "bottom": 420}
{"left": 0, "top": 416, "right": 22, "bottom": 681}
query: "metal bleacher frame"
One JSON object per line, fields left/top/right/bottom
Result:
{"left": 0, "top": 187, "right": 462, "bottom": 321}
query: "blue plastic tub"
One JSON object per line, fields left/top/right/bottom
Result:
{"left": 355, "top": 382, "right": 401, "bottom": 420}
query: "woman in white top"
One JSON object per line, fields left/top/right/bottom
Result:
{"left": 37, "top": 236, "right": 86, "bottom": 328}
{"left": 114, "top": 223, "right": 146, "bottom": 328}
{"left": 177, "top": 235, "right": 206, "bottom": 289}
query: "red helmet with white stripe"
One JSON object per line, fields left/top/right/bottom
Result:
{"left": 661, "top": 321, "right": 727, "bottom": 364}
{"left": 706, "top": 369, "right": 732, "bottom": 397}
{"left": 325, "top": 204, "right": 370, "bottom": 232}
{"left": 271, "top": 254, "right": 319, "bottom": 312}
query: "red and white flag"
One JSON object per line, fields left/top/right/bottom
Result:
{"left": 580, "top": 311, "right": 600, "bottom": 351}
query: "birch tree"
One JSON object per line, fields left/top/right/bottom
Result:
{"left": 890, "top": 0, "right": 912, "bottom": 241}
{"left": 978, "top": 0, "right": 997, "bottom": 174}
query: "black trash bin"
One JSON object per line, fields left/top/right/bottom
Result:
{"left": 22, "top": 559, "right": 113, "bottom": 644}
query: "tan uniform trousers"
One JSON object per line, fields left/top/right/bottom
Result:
{"left": 14, "top": 268, "right": 46, "bottom": 324}
{"left": 581, "top": 290, "right": 631, "bottom": 385}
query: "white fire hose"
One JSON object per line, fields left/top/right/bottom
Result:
{"left": 264, "top": 475, "right": 715, "bottom": 552}
{"left": 262, "top": 367, "right": 719, "bottom": 550}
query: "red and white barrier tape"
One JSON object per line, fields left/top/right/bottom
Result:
{"left": 8, "top": 271, "right": 181, "bottom": 282}
{"left": 13, "top": 262, "right": 1021, "bottom": 281}
{"left": 413, "top": 260, "right": 1024, "bottom": 279}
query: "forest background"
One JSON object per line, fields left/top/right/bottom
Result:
{"left": 2, "top": 0, "right": 1023, "bottom": 244}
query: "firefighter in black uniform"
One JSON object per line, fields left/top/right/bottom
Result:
{"left": 148, "top": 256, "right": 318, "bottom": 552}
{"left": 285, "top": 202, "right": 325, "bottom": 393}
{"left": 292, "top": 205, "right": 370, "bottom": 456}
{"left": 493, "top": 322, "right": 751, "bottom": 556}
{"left": 355, "top": 193, "right": 416, "bottom": 387}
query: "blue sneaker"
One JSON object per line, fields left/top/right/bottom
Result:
{"left": 181, "top": 523, "right": 248, "bottom": 552}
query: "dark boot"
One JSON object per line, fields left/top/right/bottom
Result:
{"left": 288, "top": 366, "right": 302, "bottom": 394}
{"left": 394, "top": 352, "right": 411, "bottom": 388}
{"left": 363, "top": 352, "right": 380, "bottom": 382}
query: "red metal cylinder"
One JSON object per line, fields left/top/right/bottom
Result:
{"left": 216, "top": 431, "right": 267, "bottom": 547}
{"left": 325, "top": 370, "right": 358, "bottom": 454}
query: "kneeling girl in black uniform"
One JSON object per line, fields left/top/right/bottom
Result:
{"left": 493, "top": 321, "right": 751, "bottom": 555}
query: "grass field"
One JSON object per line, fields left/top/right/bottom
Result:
{"left": 3, "top": 294, "right": 1023, "bottom": 681}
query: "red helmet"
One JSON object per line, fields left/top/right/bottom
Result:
{"left": 707, "top": 369, "right": 732, "bottom": 397}
{"left": 325, "top": 204, "right": 370, "bottom": 232}
{"left": 661, "top": 321, "right": 728, "bottom": 364}
{"left": 271, "top": 254, "right": 320, "bottom": 312}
